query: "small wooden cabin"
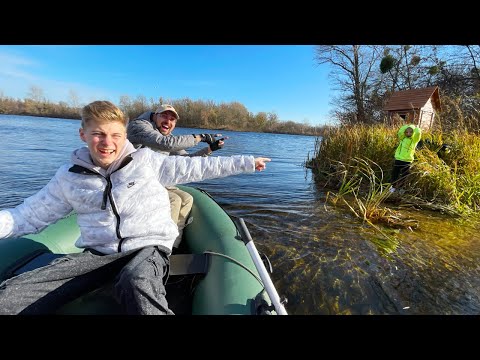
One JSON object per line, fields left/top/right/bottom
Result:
{"left": 384, "top": 86, "right": 441, "bottom": 131}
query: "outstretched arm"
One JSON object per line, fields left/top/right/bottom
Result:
{"left": 151, "top": 152, "right": 271, "bottom": 187}
{"left": 172, "top": 137, "right": 228, "bottom": 157}
{"left": 171, "top": 138, "right": 227, "bottom": 157}
{"left": 0, "top": 170, "right": 73, "bottom": 239}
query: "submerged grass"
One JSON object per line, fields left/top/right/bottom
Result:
{"left": 324, "top": 157, "right": 418, "bottom": 245}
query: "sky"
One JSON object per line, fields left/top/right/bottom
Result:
{"left": 0, "top": 45, "right": 335, "bottom": 126}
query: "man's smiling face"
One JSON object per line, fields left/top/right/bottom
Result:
{"left": 154, "top": 111, "right": 178, "bottom": 136}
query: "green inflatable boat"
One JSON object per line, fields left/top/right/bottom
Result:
{"left": 0, "top": 186, "right": 287, "bottom": 315}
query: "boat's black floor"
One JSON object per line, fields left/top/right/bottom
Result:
{"left": 167, "top": 240, "right": 202, "bottom": 315}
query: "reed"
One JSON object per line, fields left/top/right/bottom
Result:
{"left": 309, "top": 123, "right": 480, "bottom": 222}
{"left": 324, "top": 157, "right": 418, "bottom": 243}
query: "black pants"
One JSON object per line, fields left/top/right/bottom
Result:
{"left": 391, "top": 159, "right": 412, "bottom": 187}
{"left": 0, "top": 246, "right": 173, "bottom": 315}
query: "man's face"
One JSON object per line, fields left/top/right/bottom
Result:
{"left": 79, "top": 121, "right": 127, "bottom": 169}
{"left": 154, "top": 111, "right": 177, "bottom": 136}
{"left": 405, "top": 127, "right": 413, "bottom": 137}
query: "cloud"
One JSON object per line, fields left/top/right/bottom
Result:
{"left": 0, "top": 49, "right": 115, "bottom": 105}
{"left": 0, "top": 51, "right": 40, "bottom": 81}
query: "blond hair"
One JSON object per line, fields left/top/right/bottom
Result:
{"left": 81, "top": 100, "right": 128, "bottom": 128}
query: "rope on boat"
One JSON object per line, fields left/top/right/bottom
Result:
{"left": 203, "top": 250, "right": 264, "bottom": 288}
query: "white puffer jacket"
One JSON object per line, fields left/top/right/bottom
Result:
{"left": 0, "top": 145, "right": 255, "bottom": 255}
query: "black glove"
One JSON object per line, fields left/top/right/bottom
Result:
{"left": 198, "top": 134, "right": 219, "bottom": 145}
{"left": 210, "top": 138, "right": 225, "bottom": 152}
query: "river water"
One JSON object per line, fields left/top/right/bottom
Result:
{"left": 1, "top": 114, "right": 479, "bottom": 315}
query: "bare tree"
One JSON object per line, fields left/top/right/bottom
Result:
{"left": 381, "top": 46, "right": 446, "bottom": 91}
{"left": 68, "top": 89, "right": 81, "bottom": 108}
{"left": 315, "top": 45, "right": 382, "bottom": 124}
{"left": 465, "top": 45, "right": 480, "bottom": 81}
{"left": 27, "top": 85, "right": 46, "bottom": 103}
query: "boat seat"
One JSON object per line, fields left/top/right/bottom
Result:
{"left": 11, "top": 251, "right": 210, "bottom": 278}
{"left": 169, "top": 253, "right": 209, "bottom": 275}
{"left": 5, "top": 251, "right": 210, "bottom": 315}
{"left": 11, "top": 252, "right": 65, "bottom": 276}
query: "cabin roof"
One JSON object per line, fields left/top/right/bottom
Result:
{"left": 384, "top": 86, "right": 441, "bottom": 111}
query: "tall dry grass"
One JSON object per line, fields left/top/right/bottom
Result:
{"left": 308, "top": 123, "right": 480, "bottom": 222}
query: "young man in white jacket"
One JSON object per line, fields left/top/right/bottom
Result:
{"left": 0, "top": 100, "right": 270, "bottom": 315}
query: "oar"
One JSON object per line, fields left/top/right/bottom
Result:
{"left": 235, "top": 217, "right": 288, "bottom": 315}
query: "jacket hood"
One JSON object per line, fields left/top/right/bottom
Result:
{"left": 136, "top": 111, "right": 156, "bottom": 126}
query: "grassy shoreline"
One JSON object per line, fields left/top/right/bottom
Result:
{"left": 306, "top": 124, "right": 480, "bottom": 227}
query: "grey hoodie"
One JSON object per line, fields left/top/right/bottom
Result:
{"left": 127, "top": 111, "right": 210, "bottom": 157}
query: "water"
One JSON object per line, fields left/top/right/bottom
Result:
{"left": 1, "top": 114, "right": 479, "bottom": 315}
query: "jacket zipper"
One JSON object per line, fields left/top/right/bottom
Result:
{"left": 70, "top": 156, "right": 134, "bottom": 253}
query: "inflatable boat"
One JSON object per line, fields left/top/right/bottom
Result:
{"left": 0, "top": 186, "right": 287, "bottom": 315}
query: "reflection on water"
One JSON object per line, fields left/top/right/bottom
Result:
{"left": 1, "top": 115, "right": 480, "bottom": 314}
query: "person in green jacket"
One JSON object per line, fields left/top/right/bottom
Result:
{"left": 390, "top": 124, "right": 422, "bottom": 192}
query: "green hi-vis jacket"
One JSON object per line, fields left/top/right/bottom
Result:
{"left": 394, "top": 124, "right": 422, "bottom": 163}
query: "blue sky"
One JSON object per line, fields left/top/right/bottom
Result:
{"left": 0, "top": 45, "right": 335, "bottom": 126}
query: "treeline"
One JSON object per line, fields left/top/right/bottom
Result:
{"left": 0, "top": 96, "right": 81, "bottom": 119}
{"left": 315, "top": 45, "right": 480, "bottom": 132}
{"left": 0, "top": 92, "right": 324, "bottom": 137}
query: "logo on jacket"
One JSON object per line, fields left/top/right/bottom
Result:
{"left": 127, "top": 181, "right": 135, "bottom": 188}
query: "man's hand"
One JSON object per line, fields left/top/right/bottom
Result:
{"left": 254, "top": 157, "right": 271, "bottom": 171}
{"left": 209, "top": 137, "right": 228, "bottom": 152}
{"left": 198, "top": 133, "right": 222, "bottom": 145}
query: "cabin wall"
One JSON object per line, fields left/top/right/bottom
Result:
{"left": 388, "top": 110, "right": 417, "bottom": 126}
{"left": 418, "top": 98, "right": 435, "bottom": 131}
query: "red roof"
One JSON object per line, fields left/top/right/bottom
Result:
{"left": 384, "top": 86, "right": 441, "bottom": 111}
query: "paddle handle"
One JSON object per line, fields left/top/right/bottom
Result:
{"left": 237, "top": 218, "right": 288, "bottom": 315}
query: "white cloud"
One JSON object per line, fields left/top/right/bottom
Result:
{"left": 0, "top": 51, "right": 40, "bottom": 81}
{"left": 0, "top": 49, "right": 115, "bottom": 105}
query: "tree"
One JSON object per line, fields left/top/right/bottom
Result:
{"left": 315, "top": 45, "right": 382, "bottom": 124}
{"left": 465, "top": 45, "right": 480, "bottom": 82}
{"left": 68, "top": 89, "right": 81, "bottom": 108}
{"left": 27, "top": 85, "right": 46, "bottom": 103}
{"left": 378, "top": 45, "right": 436, "bottom": 92}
